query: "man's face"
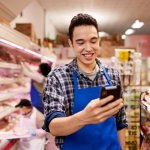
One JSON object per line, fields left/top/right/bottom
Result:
{"left": 69, "top": 25, "right": 100, "bottom": 68}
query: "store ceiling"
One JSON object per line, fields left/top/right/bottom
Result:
{"left": 37, "top": 0, "right": 150, "bottom": 35}
{"left": 0, "top": 0, "right": 150, "bottom": 36}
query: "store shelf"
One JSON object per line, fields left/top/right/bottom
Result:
{"left": 1, "top": 79, "right": 21, "bottom": 85}
{"left": 0, "top": 87, "right": 30, "bottom": 102}
{"left": 0, "top": 131, "right": 30, "bottom": 140}
{"left": 0, "top": 106, "right": 16, "bottom": 120}
{"left": 0, "top": 62, "right": 20, "bottom": 70}
{"left": 140, "top": 89, "right": 150, "bottom": 149}
{"left": 0, "top": 78, "right": 18, "bottom": 84}
{"left": 0, "top": 77, "right": 30, "bottom": 84}
{"left": 0, "top": 22, "right": 41, "bottom": 149}
{"left": 0, "top": 23, "right": 32, "bottom": 49}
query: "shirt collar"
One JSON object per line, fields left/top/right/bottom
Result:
{"left": 68, "top": 58, "right": 102, "bottom": 76}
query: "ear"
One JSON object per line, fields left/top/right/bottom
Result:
{"left": 98, "top": 36, "right": 101, "bottom": 44}
{"left": 68, "top": 39, "right": 73, "bottom": 48}
{"left": 97, "top": 37, "right": 100, "bottom": 47}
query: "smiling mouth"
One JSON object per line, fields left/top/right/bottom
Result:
{"left": 82, "top": 53, "right": 94, "bottom": 58}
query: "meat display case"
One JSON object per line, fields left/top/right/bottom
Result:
{"left": 0, "top": 23, "right": 43, "bottom": 150}
{"left": 140, "top": 89, "right": 150, "bottom": 149}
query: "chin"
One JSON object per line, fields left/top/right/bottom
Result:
{"left": 82, "top": 59, "right": 95, "bottom": 66}
{"left": 77, "top": 55, "right": 96, "bottom": 65}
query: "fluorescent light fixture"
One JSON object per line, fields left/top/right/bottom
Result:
{"left": 98, "top": 31, "right": 109, "bottom": 37}
{"left": 0, "top": 38, "right": 54, "bottom": 62}
{"left": 24, "top": 48, "right": 41, "bottom": 57}
{"left": 131, "top": 20, "right": 144, "bottom": 29}
{"left": 42, "top": 56, "right": 54, "bottom": 62}
{"left": 121, "top": 35, "right": 126, "bottom": 40}
{"left": 125, "top": 29, "right": 135, "bottom": 35}
{"left": 0, "top": 39, "right": 24, "bottom": 50}
{"left": 24, "top": 48, "right": 54, "bottom": 62}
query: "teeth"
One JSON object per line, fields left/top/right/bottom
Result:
{"left": 83, "top": 54, "right": 93, "bottom": 57}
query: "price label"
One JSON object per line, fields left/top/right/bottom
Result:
{"left": 118, "top": 51, "right": 130, "bottom": 62}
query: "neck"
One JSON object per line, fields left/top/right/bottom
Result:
{"left": 77, "top": 59, "right": 96, "bottom": 73}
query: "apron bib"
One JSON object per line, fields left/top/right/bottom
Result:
{"left": 62, "top": 67, "right": 122, "bottom": 150}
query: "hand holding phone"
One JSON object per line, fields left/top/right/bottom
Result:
{"left": 100, "top": 85, "right": 121, "bottom": 106}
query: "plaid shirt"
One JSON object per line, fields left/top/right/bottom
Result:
{"left": 43, "top": 58, "right": 128, "bottom": 149}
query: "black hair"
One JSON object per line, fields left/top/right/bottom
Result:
{"left": 68, "top": 13, "right": 99, "bottom": 41}
{"left": 39, "top": 63, "right": 51, "bottom": 77}
{"left": 15, "top": 99, "right": 32, "bottom": 108}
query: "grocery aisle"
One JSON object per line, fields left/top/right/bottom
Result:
{"left": 1, "top": 0, "right": 150, "bottom": 150}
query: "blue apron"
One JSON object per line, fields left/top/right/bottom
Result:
{"left": 62, "top": 67, "right": 122, "bottom": 150}
{"left": 30, "top": 81, "right": 44, "bottom": 114}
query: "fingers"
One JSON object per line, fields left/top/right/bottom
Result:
{"left": 101, "top": 98, "right": 123, "bottom": 111}
{"left": 94, "top": 95, "right": 120, "bottom": 107}
{"left": 98, "top": 102, "right": 123, "bottom": 120}
{"left": 96, "top": 98, "right": 124, "bottom": 119}
{"left": 89, "top": 102, "right": 123, "bottom": 124}
{"left": 83, "top": 97, "right": 124, "bottom": 124}
{"left": 102, "top": 95, "right": 114, "bottom": 106}
{"left": 85, "top": 97, "right": 123, "bottom": 114}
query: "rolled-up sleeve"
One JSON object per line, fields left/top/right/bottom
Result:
{"left": 116, "top": 106, "right": 128, "bottom": 130}
{"left": 43, "top": 111, "right": 66, "bottom": 132}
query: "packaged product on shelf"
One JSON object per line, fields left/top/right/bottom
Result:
{"left": 133, "top": 52, "right": 142, "bottom": 85}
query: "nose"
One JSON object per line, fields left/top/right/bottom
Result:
{"left": 84, "top": 43, "right": 92, "bottom": 51}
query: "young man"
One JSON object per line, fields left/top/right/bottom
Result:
{"left": 43, "top": 13, "right": 128, "bottom": 150}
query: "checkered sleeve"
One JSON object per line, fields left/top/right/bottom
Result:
{"left": 43, "top": 72, "right": 66, "bottom": 118}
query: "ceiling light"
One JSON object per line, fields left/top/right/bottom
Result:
{"left": 98, "top": 32, "right": 109, "bottom": 37}
{"left": 121, "top": 35, "right": 126, "bottom": 40}
{"left": 131, "top": 20, "right": 144, "bottom": 29}
{"left": 125, "top": 29, "right": 135, "bottom": 35}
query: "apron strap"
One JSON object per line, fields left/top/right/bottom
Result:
{"left": 73, "top": 66, "right": 113, "bottom": 89}
{"left": 73, "top": 71, "right": 78, "bottom": 92}
{"left": 102, "top": 66, "right": 113, "bottom": 86}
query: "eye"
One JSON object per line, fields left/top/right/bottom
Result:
{"left": 91, "top": 39, "right": 97, "bottom": 43}
{"left": 76, "top": 40, "right": 84, "bottom": 45}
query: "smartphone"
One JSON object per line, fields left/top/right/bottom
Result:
{"left": 100, "top": 85, "right": 121, "bottom": 105}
